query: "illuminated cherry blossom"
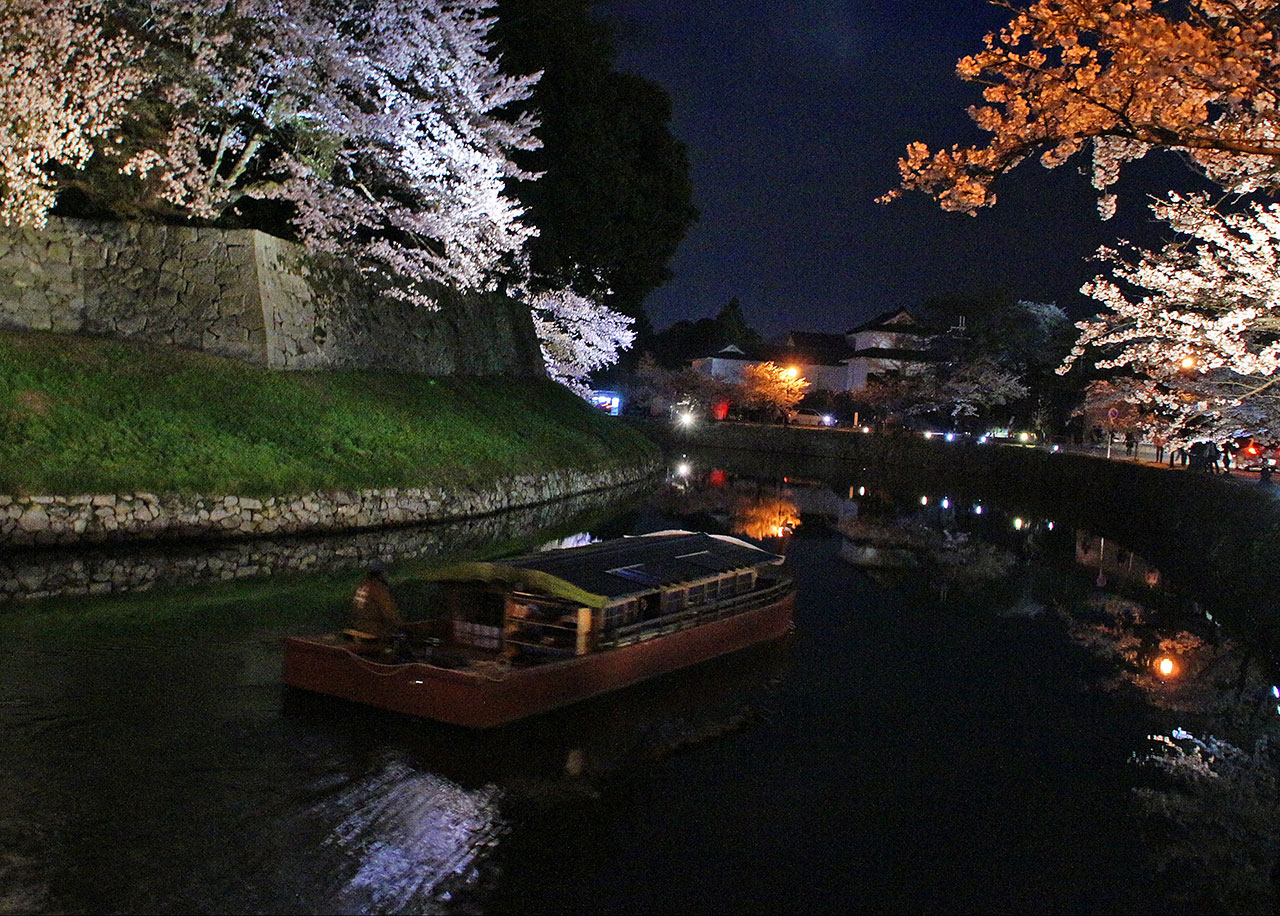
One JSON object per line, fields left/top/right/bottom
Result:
{"left": 0, "top": 0, "right": 144, "bottom": 226}
{"left": 1062, "top": 192, "right": 1280, "bottom": 440}
{"left": 881, "top": 0, "right": 1280, "bottom": 217}
{"left": 521, "top": 283, "right": 635, "bottom": 397}
{"left": 117, "top": 0, "right": 542, "bottom": 306}
{"left": 0, "top": 0, "right": 540, "bottom": 306}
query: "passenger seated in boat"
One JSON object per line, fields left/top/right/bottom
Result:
{"left": 345, "top": 561, "right": 407, "bottom": 657}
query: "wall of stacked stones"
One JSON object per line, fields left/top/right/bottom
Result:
{"left": 0, "top": 474, "right": 659, "bottom": 604}
{"left": 0, "top": 463, "right": 659, "bottom": 553}
{"left": 0, "top": 218, "right": 545, "bottom": 376}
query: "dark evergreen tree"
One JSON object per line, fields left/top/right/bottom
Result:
{"left": 490, "top": 0, "right": 697, "bottom": 325}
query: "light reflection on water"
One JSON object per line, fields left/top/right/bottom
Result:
{"left": 1, "top": 452, "right": 1278, "bottom": 914}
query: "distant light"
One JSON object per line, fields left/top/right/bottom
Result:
{"left": 941, "top": 498, "right": 950, "bottom": 509}
{"left": 1047, "top": 521, "right": 1055, "bottom": 530}
{"left": 1051, "top": 444, "right": 1060, "bottom": 452}
{"left": 1155, "top": 656, "right": 1179, "bottom": 678}
{"left": 1019, "top": 431, "right": 1030, "bottom": 443}
{"left": 978, "top": 435, "right": 988, "bottom": 443}
{"left": 945, "top": 432, "right": 955, "bottom": 442}
{"left": 677, "top": 411, "right": 696, "bottom": 427}
{"left": 1180, "top": 355, "right": 1196, "bottom": 369}
{"left": 923, "top": 431, "right": 933, "bottom": 439}
{"left": 1014, "top": 517, "right": 1024, "bottom": 530}
{"left": 861, "top": 426, "right": 870, "bottom": 433}
{"left": 858, "top": 486, "right": 866, "bottom": 497}
{"left": 920, "top": 495, "right": 929, "bottom": 505}
{"left": 784, "top": 366, "right": 799, "bottom": 379}
{"left": 1272, "top": 685, "right": 1279, "bottom": 699}
{"left": 821, "top": 414, "right": 834, "bottom": 426}
{"left": 974, "top": 505, "right": 983, "bottom": 514}
{"left": 676, "top": 462, "right": 691, "bottom": 477}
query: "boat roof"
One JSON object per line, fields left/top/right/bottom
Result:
{"left": 421, "top": 531, "right": 785, "bottom": 607}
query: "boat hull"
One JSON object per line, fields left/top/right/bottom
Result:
{"left": 282, "top": 591, "right": 795, "bottom": 728}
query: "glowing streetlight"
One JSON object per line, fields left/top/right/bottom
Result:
{"left": 1179, "top": 355, "right": 1196, "bottom": 370}
{"left": 783, "top": 366, "right": 799, "bottom": 379}
{"left": 1154, "top": 655, "right": 1179, "bottom": 678}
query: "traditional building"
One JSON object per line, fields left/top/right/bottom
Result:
{"left": 690, "top": 308, "right": 941, "bottom": 394}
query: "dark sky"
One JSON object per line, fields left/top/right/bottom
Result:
{"left": 594, "top": 0, "right": 1179, "bottom": 342}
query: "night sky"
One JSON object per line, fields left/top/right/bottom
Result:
{"left": 595, "top": 0, "right": 1186, "bottom": 342}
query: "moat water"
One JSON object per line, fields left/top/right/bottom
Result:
{"left": 1, "top": 447, "right": 1275, "bottom": 914}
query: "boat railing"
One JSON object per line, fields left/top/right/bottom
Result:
{"left": 600, "top": 577, "right": 792, "bottom": 649}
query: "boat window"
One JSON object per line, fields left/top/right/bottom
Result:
{"left": 602, "top": 598, "right": 642, "bottom": 630}
{"left": 688, "top": 583, "right": 705, "bottom": 606}
{"left": 455, "top": 620, "right": 502, "bottom": 650}
{"left": 736, "top": 572, "right": 754, "bottom": 593}
{"left": 662, "top": 588, "right": 685, "bottom": 614}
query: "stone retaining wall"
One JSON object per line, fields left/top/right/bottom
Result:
{"left": 0, "top": 463, "right": 660, "bottom": 549}
{"left": 0, "top": 476, "right": 658, "bottom": 604}
{"left": 0, "top": 218, "right": 545, "bottom": 376}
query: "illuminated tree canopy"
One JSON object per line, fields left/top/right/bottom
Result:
{"left": 3, "top": 0, "right": 542, "bottom": 307}
{"left": 886, "top": 0, "right": 1280, "bottom": 444}
{"left": 880, "top": 0, "right": 1280, "bottom": 219}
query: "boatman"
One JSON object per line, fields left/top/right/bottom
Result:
{"left": 348, "top": 561, "right": 406, "bottom": 653}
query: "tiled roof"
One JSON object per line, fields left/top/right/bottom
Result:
{"left": 847, "top": 308, "right": 931, "bottom": 335}
{"left": 504, "top": 531, "right": 785, "bottom": 601}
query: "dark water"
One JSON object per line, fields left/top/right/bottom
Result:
{"left": 0, "top": 451, "right": 1271, "bottom": 914}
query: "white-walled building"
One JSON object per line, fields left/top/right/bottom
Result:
{"left": 690, "top": 309, "right": 940, "bottom": 394}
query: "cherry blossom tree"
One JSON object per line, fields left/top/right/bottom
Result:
{"left": 0, "top": 0, "right": 145, "bottom": 226}
{"left": 883, "top": 0, "right": 1280, "bottom": 444}
{"left": 1062, "top": 192, "right": 1280, "bottom": 441}
{"left": 114, "top": 0, "right": 542, "bottom": 306}
{"left": 0, "top": 0, "right": 541, "bottom": 306}
{"left": 740, "top": 362, "right": 810, "bottom": 416}
{"left": 631, "top": 352, "right": 738, "bottom": 416}
{"left": 880, "top": 0, "right": 1280, "bottom": 219}
{"left": 522, "top": 284, "right": 635, "bottom": 397}
{"left": 862, "top": 358, "right": 1027, "bottom": 428}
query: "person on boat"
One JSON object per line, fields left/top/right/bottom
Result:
{"left": 348, "top": 561, "right": 407, "bottom": 653}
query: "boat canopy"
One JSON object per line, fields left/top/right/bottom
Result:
{"left": 419, "top": 561, "right": 610, "bottom": 610}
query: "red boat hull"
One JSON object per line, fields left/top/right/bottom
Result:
{"left": 282, "top": 591, "right": 795, "bottom": 728}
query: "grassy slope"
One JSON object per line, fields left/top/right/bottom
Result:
{"left": 0, "top": 329, "right": 658, "bottom": 497}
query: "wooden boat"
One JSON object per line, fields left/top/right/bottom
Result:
{"left": 282, "top": 530, "right": 795, "bottom": 728}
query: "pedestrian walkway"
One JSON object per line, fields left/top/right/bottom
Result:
{"left": 1052, "top": 439, "right": 1263, "bottom": 480}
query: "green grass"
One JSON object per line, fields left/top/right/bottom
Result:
{"left": 0, "top": 329, "right": 658, "bottom": 496}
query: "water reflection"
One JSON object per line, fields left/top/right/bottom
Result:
{"left": 0, "top": 479, "right": 653, "bottom": 604}
{"left": 1076, "top": 532, "right": 1162, "bottom": 590}
{"left": 657, "top": 458, "right": 802, "bottom": 545}
{"left": 299, "top": 759, "right": 505, "bottom": 914}
{"left": 5, "top": 450, "right": 1280, "bottom": 914}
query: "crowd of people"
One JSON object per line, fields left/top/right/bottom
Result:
{"left": 1087, "top": 426, "right": 1275, "bottom": 488}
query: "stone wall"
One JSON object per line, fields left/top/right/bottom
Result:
{"left": 0, "top": 218, "right": 545, "bottom": 376}
{"left": 0, "top": 476, "right": 657, "bottom": 604}
{"left": 0, "top": 462, "right": 660, "bottom": 550}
